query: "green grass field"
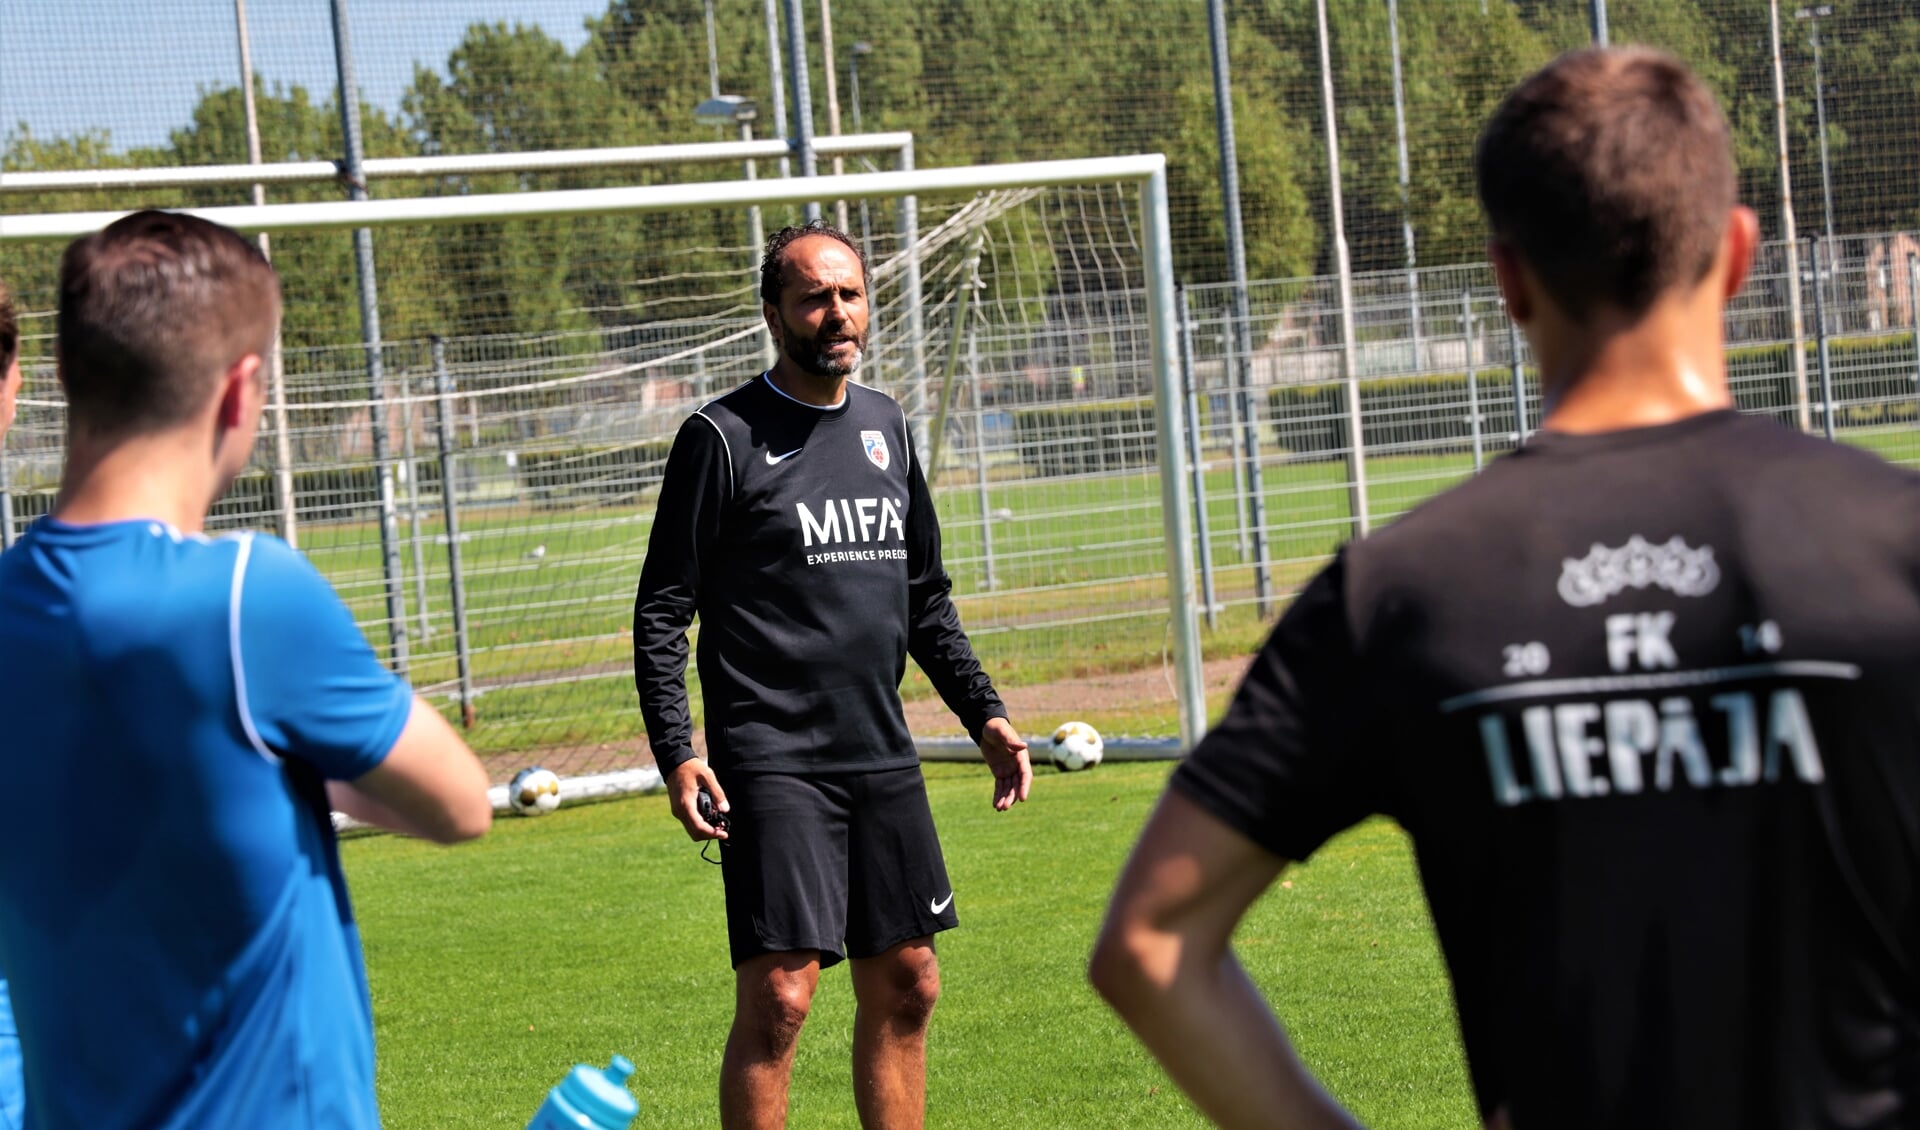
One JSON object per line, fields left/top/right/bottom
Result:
{"left": 348, "top": 761, "right": 1476, "bottom": 1128}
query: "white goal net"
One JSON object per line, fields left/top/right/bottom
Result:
{"left": 0, "top": 156, "right": 1204, "bottom": 785}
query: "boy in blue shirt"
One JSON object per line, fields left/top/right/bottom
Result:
{"left": 0, "top": 211, "right": 492, "bottom": 1129}
{"left": 0, "top": 280, "right": 21, "bottom": 1130}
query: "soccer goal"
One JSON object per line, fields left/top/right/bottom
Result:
{"left": 0, "top": 155, "right": 1207, "bottom": 792}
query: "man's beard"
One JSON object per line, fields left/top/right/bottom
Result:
{"left": 782, "top": 316, "right": 868, "bottom": 378}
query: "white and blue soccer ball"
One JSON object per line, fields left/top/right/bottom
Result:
{"left": 510, "top": 766, "right": 563, "bottom": 816}
{"left": 1050, "top": 721, "right": 1104, "bottom": 772}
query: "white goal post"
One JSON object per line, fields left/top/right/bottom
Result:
{"left": 0, "top": 154, "right": 1210, "bottom": 753}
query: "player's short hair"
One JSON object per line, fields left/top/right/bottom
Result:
{"left": 759, "top": 221, "right": 868, "bottom": 307}
{"left": 0, "top": 279, "right": 17, "bottom": 376}
{"left": 1475, "top": 47, "right": 1735, "bottom": 319}
{"left": 57, "top": 209, "right": 280, "bottom": 437}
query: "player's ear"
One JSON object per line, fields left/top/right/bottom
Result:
{"left": 762, "top": 300, "right": 783, "bottom": 345}
{"left": 1489, "top": 238, "right": 1532, "bottom": 325}
{"left": 1719, "top": 205, "right": 1759, "bottom": 301}
{"left": 215, "top": 353, "right": 265, "bottom": 430}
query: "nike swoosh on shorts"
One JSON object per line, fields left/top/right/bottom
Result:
{"left": 766, "top": 448, "right": 802, "bottom": 465}
{"left": 930, "top": 892, "right": 954, "bottom": 914}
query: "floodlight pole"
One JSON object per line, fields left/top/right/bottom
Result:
{"left": 1206, "top": 0, "right": 1271, "bottom": 613}
{"left": 237, "top": 0, "right": 299, "bottom": 548}
{"left": 1318, "top": 0, "right": 1369, "bottom": 538}
{"left": 1388, "top": 0, "right": 1422, "bottom": 370}
{"left": 743, "top": 119, "right": 773, "bottom": 368}
{"left": 330, "top": 0, "right": 410, "bottom": 672}
{"left": 1797, "top": 6, "right": 1838, "bottom": 334}
{"left": 1770, "top": 0, "right": 1812, "bottom": 431}
{"left": 1804, "top": 11, "right": 1836, "bottom": 247}
{"left": 849, "top": 42, "right": 875, "bottom": 264}
{"left": 819, "top": 0, "right": 849, "bottom": 231}
{"left": 704, "top": 0, "right": 721, "bottom": 100}
{"left": 781, "top": 0, "right": 822, "bottom": 222}
{"left": 762, "top": 0, "right": 791, "bottom": 180}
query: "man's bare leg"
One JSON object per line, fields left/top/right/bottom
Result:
{"left": 849, "top": 938, "right": 940, "bottom": 1130}
{"left": 721, "top": 951, "right": 820, "bottom": 1130}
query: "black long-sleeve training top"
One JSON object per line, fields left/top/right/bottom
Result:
{"left": 633, "top": 373, "right": 1007, "bottom": 777}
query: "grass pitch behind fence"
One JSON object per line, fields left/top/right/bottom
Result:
{"left": 346, "top": 762, "right": 1477, "bottom": 1128}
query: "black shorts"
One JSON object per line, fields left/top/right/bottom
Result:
{"left": 715, "top": 765, "right": 958, "bottom": 970}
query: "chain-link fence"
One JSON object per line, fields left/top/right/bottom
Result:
{"left": 4, "top": 1, "right": 1919, "bottom": 773}
{"left": 5, "top": 1, "right": 1916, "bottom": 286}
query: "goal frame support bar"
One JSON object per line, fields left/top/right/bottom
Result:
{"left": 0, "top": 132, "right": 916, "bottom": 194}
{"left": 0, "top": 153, "right": 1210, "bottom": 751}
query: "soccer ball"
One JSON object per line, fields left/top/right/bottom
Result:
{"left": 510, "top": 767, "right": 562, "bottom": 816}
{"left": 1050, "top": 721, "right": 1104, "bottom": 772}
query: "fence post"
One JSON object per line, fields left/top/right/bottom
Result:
{"left": 779, "top": 0, "right": 820, "bottom": 222}
{"left": 1767, "top": 0, "right": 1812, "bottom": 432}
{"left": 330, "top": 0, "right": 409, "bottom": 673}
{"left": 1908, "top": 255, "right": 1919, "bottom": 422}
{"left": 967, "top": 315, "right": 996, "bottom": 592}
{"left": 1179, "top": 285, "right": 1217, "bottom": 630}
{"left": 1812, "top": 238, "right": 1835, "bottom": 441}
{"left": 1219, "top": 314, "right": 1249, "bottom": 561}
{"left": 0, "top": 432, "right": 13, "bottom": 552}
{"left": 1207, "top": 0, "right": 1266, "bottom": 609}
{"left": 431, "top": 338, "right": 476, "bottom": 729}
{"left": 1462, "top": 289, "right": 1483, "bottom": 472}
{"left": 399, "top": 371, "right": 431, "bottom": 643}
{"left": 1317, "top": 0, "right": 1369, "bottom": 539}
{"left": 1507, "top": 305, "right": 1528, "bottom": 441}
{"left": 1233, "top": 312, "right": 1272, "bottom": 616}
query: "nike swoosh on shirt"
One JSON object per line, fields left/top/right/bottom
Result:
{"left": 765, "top": 448, "right": 803, "bottom": 465}
{"left": 930, "top": 892, "right": 954, "bottom": 914}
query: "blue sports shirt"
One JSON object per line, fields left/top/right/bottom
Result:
{"left": 0, "top": 520, "right": 414, "bottom": 1130}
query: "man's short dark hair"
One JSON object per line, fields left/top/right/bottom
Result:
{"left": 759, "top": 221, "right": 867, "bottom": 307}
{"left": 0, "top": 279, "right": 17, "bottom": 376}
{"left": 1475, "top": 47, "right": 1735, "bottom": 319}
{"left": 57, "top": 209, "right": 280, "bottom": 437}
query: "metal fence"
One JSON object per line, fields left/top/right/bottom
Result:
{"left": 4, "top": 1, "right": 1917, "bottom": 289}
{"left": 5, "top": 0, "right": 1920, "bottom": 774}
{"left": 6, "top": 201, "right": 1917, "bottom": 776}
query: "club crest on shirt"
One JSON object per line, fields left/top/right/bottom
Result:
{"left": 1557, "top": 534, "right": 1719, "bottom": 607}
{"left": 861, "top": 430, "right": 890, "bottom": 470}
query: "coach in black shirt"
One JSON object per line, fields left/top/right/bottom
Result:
{"left": 634, "top": 222, "right": 1030, "bottom": 1130}
{"left": 1092, "top": 47, "right": 1920, "bottom": 1130}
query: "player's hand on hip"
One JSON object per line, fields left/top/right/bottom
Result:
{"left": 666, "top": 758, "right": 729, "bottom": 841}
{"left": 979, "top": 717, "right": 1031, "bottom": 811}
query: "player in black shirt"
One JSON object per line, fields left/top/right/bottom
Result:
{"left": 633, "top": 222, "right": 1031, "bottom": 1130}
{"left": 1091, "top": 48, "right": 1920, "bottom": 1130}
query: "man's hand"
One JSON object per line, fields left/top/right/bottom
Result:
{"left": 666, "top": 758, "right": 729, "bottom": 841}
{"left": 979, "top": 717, "right": 1031, "bottom": 811}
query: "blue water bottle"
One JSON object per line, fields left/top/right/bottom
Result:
{"left": 526, "top": 1055, "right": 639, "bottom": 1130}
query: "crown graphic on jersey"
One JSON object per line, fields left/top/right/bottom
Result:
{"left": 1556, "top": 535, "right": 1720, "bottom": 607}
